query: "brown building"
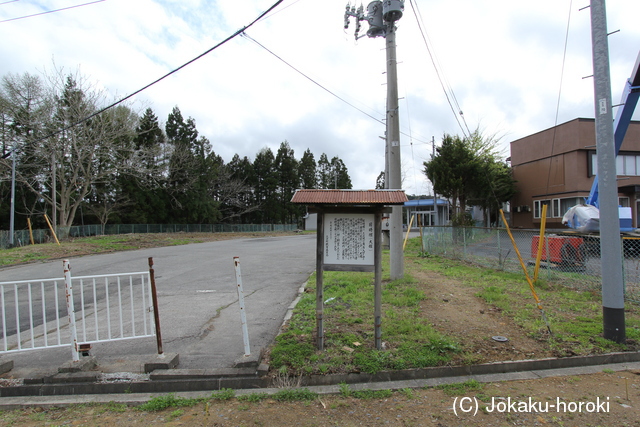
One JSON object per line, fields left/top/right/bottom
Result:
{"left": 510, "top": 118, "right": 640, "bottom": 229}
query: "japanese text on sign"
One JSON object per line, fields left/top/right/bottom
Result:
{"left": 324, "top": 213, "right": 375, "bottom": 265}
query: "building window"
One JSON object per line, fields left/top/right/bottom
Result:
{"left": 560, "top": 197, "right": 583, "bottom": 216}
{"left": 534, "top": 200, "right": 551, "bottom": 219}
{"left": 592, "top": 153, "right": 640, "bottom": 176}
{"left": 619, "top": 197, "right": 630, "bottom": 207}
{"left": 552, "top": 199, "right": 561, "bottom": 217}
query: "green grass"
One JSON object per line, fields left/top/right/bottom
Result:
{"left": 338, "top": 383, "right": 392, "bottom": 399}
{"left": 269, "top": 251, "right": 459, "bottom": 376}
{"left": 435, "top": 379, "right": 484, "bottom": 396}
{"left": 137, "top": 394, "right": 203, "bottom": 412}
{"left": 268, "top": 236, "right": 640, "bottom": 378}
{"left": 404, "top": 237, "right": 640, "bottom": 354}
{"left": 271, "top": 388, "right": 318, "bottom": 401}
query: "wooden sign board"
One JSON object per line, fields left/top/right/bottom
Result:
{"left": 323, "top": 213, "right": 375, "bottom": 271}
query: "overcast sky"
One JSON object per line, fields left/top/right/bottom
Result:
{"left": 1, "top": 0, "right": 639, "bottom": 195}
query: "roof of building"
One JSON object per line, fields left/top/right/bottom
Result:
{"left": 291, "top": 189, "right": 408, "bottom": 205}
{"left": 404, "top": 198, "right": 449, "bottom": 207}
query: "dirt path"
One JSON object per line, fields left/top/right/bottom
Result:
{"left": 413, "top": 263, "right": 554, "bottom": 365}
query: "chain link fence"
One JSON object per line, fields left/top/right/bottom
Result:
{"left": 418, "top": 226, "right": 640, "bottom": 304}
{"left": 0, "top": 223, "right": 298, "bottom": 250}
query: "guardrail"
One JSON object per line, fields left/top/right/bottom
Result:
{"left": 0, "top": 259, "right": 161, "bottom": 362}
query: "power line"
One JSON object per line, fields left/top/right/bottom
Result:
{"left": 17, "top": 0, "right": 286, "bottom": 150}
{"left": 241, "top": 32, "right": 385, "bottom": 125}
{"left": 0, "top": 1, "right": 20, "bottom": 6}
{"left": 408, "top": 0, "right": 470, "bottom": 138}
{"left": 545, "top": 0, "right": 574, "bottom": 195}
{"left": 241, "top": 32, "right": 432, "bottom": 145}
{"left": 0, "top": 0, "right": 105, "bottom": 23}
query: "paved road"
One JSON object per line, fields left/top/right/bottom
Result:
{"left": 0, "top": 234, "right": 316, "bottom": 377}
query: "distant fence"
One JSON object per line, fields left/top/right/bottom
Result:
{"left": 0, "top": 223, "right": 298, "bottom": 249}
{"left": 417, "top": 226, "right": 640, "bottom": 304}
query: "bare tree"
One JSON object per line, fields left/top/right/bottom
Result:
{"left": 2, "top": 66, "right": 146, "bottom": 228}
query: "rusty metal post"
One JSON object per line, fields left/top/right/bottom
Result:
{"left": 233, "top": 257, "right": 251, "bottom": 357}
{"left": 63, "top": 259, "right": 80, "bottom": 362}
{"left": 374, "top": 212, "right": 383, "bottom": 350}
{"left": 316, "top": 211, "right": 324, "bottom": 351}
{"left": 148, "top": 257, "right": 164, "bottom": 355}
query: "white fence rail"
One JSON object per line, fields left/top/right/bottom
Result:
{"left": 0, "top": 259, "right": 158, "bottom": 361}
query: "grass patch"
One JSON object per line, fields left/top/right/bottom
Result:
{"left": 271, "top": 388, "right": 318, "bottom": 401}
{"left": 137, "top": 394, "right": 203, "bottom": 412}
{"left": 404, "top": 237, "right": 640, "bottom": 354}
{"left": 210, "top": 388, "right": 235, "bottom": 401}
{"left": 269, "top": 251, "right": 459, "bottom": 376}
{"left": 268, "top": 236, "right": 640, "bottom": 377}
{"left": 0, "top": 231, "right": 298, "bottom": 267}
{"left": 338, "top": 383, "right": 392, "bottom": 399}
{"left": 435, "top": 379, "right": 484, "bottom": 396}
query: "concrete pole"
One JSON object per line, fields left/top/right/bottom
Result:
{"left": 386, "top": 25, "right": 404, "bottom": 280}
{"left": 590, "top": 0, "right": 625, "bottom": 342}
{"left": 9, "top": 145, "right": 15, "bottom": 246}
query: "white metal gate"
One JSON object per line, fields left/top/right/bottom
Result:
{"left": 0, "top": 259, "right": 157, "bottom": 361}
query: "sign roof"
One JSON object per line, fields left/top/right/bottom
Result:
{"left": 291, "top": 189, "right": 407, "bottom": 205}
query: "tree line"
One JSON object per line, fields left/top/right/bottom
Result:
{"left": 0, "top": 70, "right": 352, "bottom": 231}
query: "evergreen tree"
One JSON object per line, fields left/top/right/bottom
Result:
{"left": 330, "top": 156, "right": 352, "bottom": 189}
{"left": 253, "top": 147, "right": 278, "bottom": 223}
{"left": 275, "top": 141, "right": 300, "bottom": 223}
{"left": 298, "top": 148, "right": 317, "bottom": 189}
{"left": 165, "top": 107, "right": 220, "bottom": 223}
{"left": 317, "top": 153, "right": 331, "bottom": 189}
{"left": 119, "top": 107, "right": 170, "bottom": 223}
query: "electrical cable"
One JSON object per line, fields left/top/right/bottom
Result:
{"left": 0, "top": 0, "right": 20, "bottom": 6}
{"left": 17, "top": 0, "right": 286, "bottom": 150}
{"left": 0, "top": 0, "right": 105, "bottom": 23}
{"left": 241, "top": 32, "right": 385, "bottom": 125}
{"left": 241, "top": 32, "right": 432, "bottom": 145}
{"left": 409, "top": 0, "right": 469, "bottom": 138}
{"left": 545, "top": 0, "right": 573, "bottom": 199}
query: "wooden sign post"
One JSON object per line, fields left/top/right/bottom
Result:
{"left": 291, "top": 190, "right": 407, "bottom": 351}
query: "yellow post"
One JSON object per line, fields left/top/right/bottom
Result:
{"left": 533, "top": 204, "right": 548, "bottom": 283}
{"left": 27, "top": 217, "right": 35, "bottom": 245}
{"left": 43, "top": 214, "right": 60, "bottom": 246}
{"left": 403, "top": 214, "right": 415, "bottom": 251}
{"left": 499, "top": 209, "right": 552, "bottom": 335}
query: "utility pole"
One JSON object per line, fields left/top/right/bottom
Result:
{"left": 9, "top": 144, "right": 16, "bottom": 246}
{"left": 590, "top": 0, "right": 625, "bottom": 342}
{"left": 345, "top": 0, "right": 405, "bottom": 279}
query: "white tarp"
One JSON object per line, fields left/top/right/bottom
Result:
{"left": 562, "top": 204, "right": 600, "bottom": 233}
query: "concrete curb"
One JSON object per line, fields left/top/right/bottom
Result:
{"left": 1, "top": 358, "right": 639, "bottom": 410}
{"left": 1, "top": 350, "right": 639, "bottom": 398}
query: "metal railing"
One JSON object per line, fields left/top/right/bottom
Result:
{"left": 0, "top": 259, "right": 159, "bottom": 361}
{"left": 417, "top": 226, "right": 640, "bottom": 304}
{"left": 0, "top": 223, "right": 298, "bottom": 249}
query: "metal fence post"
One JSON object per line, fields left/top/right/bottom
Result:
{"left": 63, "top": 260, "right": 80, "bottom": 362}
{"left": 233, "top": 257, "right": 251, "bottom": 357}
{"left": 463, "top": 227, "right": 467, "bottom": 258}
{"left": 497, "top": 228, "right": 502, "bottom": 268}
{"left": 148, "top": 257, "right": 164, "bottom": 355}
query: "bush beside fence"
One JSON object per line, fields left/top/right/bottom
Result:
{"left": 0, "top": 223, "right": 298, "bottom": 250}
{"left": 419, "top": 226, "right": 640, "bottom": 304}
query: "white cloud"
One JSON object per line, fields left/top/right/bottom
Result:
{"left": 1, "top": 0, "right": 639, "bottom": 195}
